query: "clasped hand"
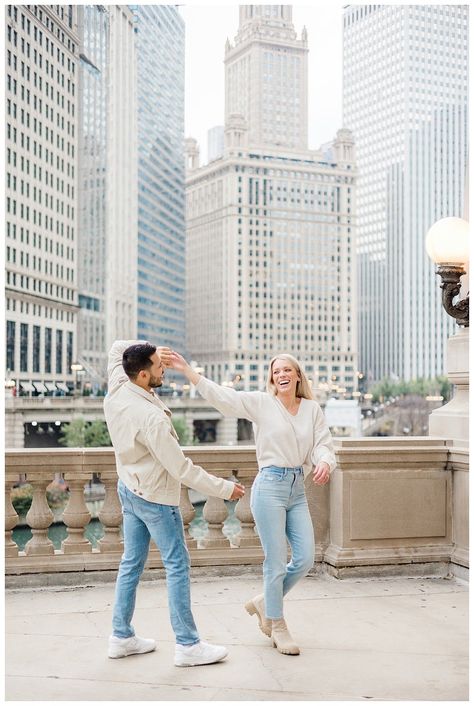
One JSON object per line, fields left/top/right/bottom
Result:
{"left": 312, "top": 462, "right": 330, "bottom": 485}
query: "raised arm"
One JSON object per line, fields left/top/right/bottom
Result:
{"left": 169, "top": 352, "right": 261, "bottom": 422}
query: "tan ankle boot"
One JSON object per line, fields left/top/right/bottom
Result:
{"left": 244, "top": 594, "right": 272, "bottom": 637}
{"left": 271, "top": 618, "right": 300, "bottom": 655}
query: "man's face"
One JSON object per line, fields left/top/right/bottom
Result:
{"left": 146, "top": 352, "right": 165, "bottom": 389}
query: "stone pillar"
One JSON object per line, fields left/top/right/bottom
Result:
{"left": 216, "top": 416, "right": 238, "bottom": 445}
{"left": 5, "top": 407, "right": 25, "bottom": 448}
{"left": 429, "top": 330, "right": 469, "bottom": 444}
{"left": 98, "top": 478, "right": 123, "bottom": 553}
{"left": 202, "top": 496, "right": 230, "bottom": 548}
{"left": 5, "top": 481, "right": 19, "bottom": 558}
{"left": 429, "top": 328, "right": 469, "bottom": 570}
{"left": 61, "top": 477, "right": 93, "bottom": 554}
{"left": 234, "top": 486, "right": 260, "bottom": 548}
{"left": 24, "top": 478, "right": 55, "bottom": 556}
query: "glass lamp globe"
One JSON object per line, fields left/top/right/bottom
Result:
{"left": 425, "top": 217, "right": 469, "bottom": 265}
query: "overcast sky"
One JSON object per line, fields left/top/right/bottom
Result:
{"left": 182, "top": 4, "right": 344, "bottom": 162}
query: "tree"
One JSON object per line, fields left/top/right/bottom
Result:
{"left": 172, "top": 416, "right": 193, "bottom": 445}
{"left": 370, "top": 376, "right": 452, "bottom": 403}
{"left": 59, "top": 418, "right": 111, "bottom": 447}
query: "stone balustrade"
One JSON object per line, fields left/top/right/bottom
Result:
{"left": 5, "top": 446, "right": 264, "bottom": 575}
{"left": 5, "top": 438, "right": 467, "bottom": 579}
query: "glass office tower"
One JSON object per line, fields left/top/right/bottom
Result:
{"left": 343, "top": 5, "right": 468, "bottom": 383}
{"left": 132, "top": 6, "right": 186, "bottom": 353}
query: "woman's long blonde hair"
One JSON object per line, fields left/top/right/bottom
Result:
{"left": 266, "top": 353, "right": 314, "bottom": 400}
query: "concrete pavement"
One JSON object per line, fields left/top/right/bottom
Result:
{"left": 5, "top": 572, "right": 468, "bottom": 701}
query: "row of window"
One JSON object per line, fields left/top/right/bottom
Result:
{"left": 7, "top": 173, "right": 74, "bottom": 202}
{"left": 6, "top": 270, "right": 75, "bottom": 301}
{"left": 6, "top": 68, "right": 76, "bottom": 118}
{"left": 6, "top": 247, "right": 73, "bottom": 282}
{"left": 6, "top": 320, "right": 73, "bottom": 375}
{"left": 7, "top": 92, "right": 75, "bottom": 135}
{"left": 9, "top": 5, "right": 76, "bottom": 51}
{"left": 7, "top": 148, "right": 75, "bottom": 186}
{"left": 7, "top": 222, "right": 74, "bottom": 248}
{"left": 6, "top": 298, "right": 74, "bottom": 323}
{"left": 6, "top": 198, "right": 74, "bottom": 226}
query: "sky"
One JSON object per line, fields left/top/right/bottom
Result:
{"left": 182, "top": 4, "right": 344, "bottom": 163}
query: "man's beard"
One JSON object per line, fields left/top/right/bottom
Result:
{"left": 149, "top": 375, "right": 163, "bottom": 388}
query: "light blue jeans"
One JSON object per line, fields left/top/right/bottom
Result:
{"left": 250, "top": 466, "right": 315, "bottom": 619}
{"left": 112, "top": 480, "right": 200, "bottom": 646}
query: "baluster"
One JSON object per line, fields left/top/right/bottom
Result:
{"left": 98, "top": 478, "right": 123, "bottom": 553}
{"left": 61, "top": 478, "right": 92, "bottom": 554}
{"left": 202, "top": 495, "right": 230, "bottom": 548}
{"left": 234, "top": 474, "right": 261, "bottom": 548}
{"left": 24, "top": 478, "right": 55, "bottom": 556}
{"left": 179, "top": 486, "right": 197, "bottom": 549}
{"left": 5, "top": 481, "right": 19, "bottom": 558}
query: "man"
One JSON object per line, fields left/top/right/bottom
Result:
{"left": 104, "top": 340, "right": 245, "bottom": 666}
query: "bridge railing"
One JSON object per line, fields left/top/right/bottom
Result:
{"left": 5, "top": 438, "right": 465, "bottom": 578}
{"left": 5, "top": 446, "right": 264, "bottom": 575}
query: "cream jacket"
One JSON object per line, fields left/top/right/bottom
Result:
{"left": 103, "top": 341, "right": 235, "bottom": 505}
{"left": 195, "top": 376, "right": 336, "bottom": 477}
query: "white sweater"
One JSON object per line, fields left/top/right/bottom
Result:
{"left": 196, "top": 377, "right": 336, "bottom": 477}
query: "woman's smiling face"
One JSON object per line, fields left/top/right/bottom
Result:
{"left": 271, "top": 358, "right": 300, "bottom": 397}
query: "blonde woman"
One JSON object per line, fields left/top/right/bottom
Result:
{"left": 169, "top": 351, "right": 336, "bottom": 656}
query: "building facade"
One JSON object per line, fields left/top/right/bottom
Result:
{"left": 77, "top": 5, "right": 108, "bottom": 385}
{"left": 186, "top": 5, "right": 357, "bottom": 393}
{"left": 77, "top": 5, "right": 137, "bottom": 388}
{"left": 6, "top": 5, "right": 80, "bottom": 394}
{"left": 343, "top": 5, "right": 468, "bottom": 383}
{"left": 207, "top": 125, "right": 224, "bottom": 163}
{"left": 132, "top": 5, "right": 186, "bottom": 353}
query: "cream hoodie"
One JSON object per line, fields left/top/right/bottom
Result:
{"left": 103, "top": 341, "right": 235, "bottom": 505}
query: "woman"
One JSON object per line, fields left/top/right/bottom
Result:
{"left": 169, "top": 351, "right": 336, "bottom": 656}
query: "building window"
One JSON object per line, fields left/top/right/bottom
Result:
{"left": 6, "top": 321, "right": 16, "bottom": 372}
{"left": 56, "top": 329, "right": 63, "bottom": 374}
{"left": 67, "top": 331, "right": 73, "bottom": 372}
{"left": 45, "top": 327, "right": 52, "bottom": 373}
{"left": 33, "top": 325, "right": 41, "bottom": 373}
{"left": 20, "top": 323, "right": 28, "bottom": 372}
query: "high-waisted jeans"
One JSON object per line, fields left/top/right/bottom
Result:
{"left": 250, "top": 466, "right": 315, "bottom": 619}
{"left": 112, "top": 480, "right": 200, "bottom": 646}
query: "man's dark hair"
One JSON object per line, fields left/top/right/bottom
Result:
{"left": 122, "top": 343, "right": 157, "bottom": 379}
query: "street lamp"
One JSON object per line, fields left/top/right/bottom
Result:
{"left": 426, "top": 215, "right": 469, "bottom": 446}
{"left": 71, "top": 363, "right": 84, "bottom": 396}
{"left": 425, "top": 216, "right": 469, "bottom": 326}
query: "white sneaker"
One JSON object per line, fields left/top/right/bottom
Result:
{"left": 108, "top": 634, "right": 156, "bottom": 659}
{"left": 174, "top": 640, "right": 228, "bottom": 667}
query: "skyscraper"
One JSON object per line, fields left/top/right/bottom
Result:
{"left": 186, "top": 5, "right": 357, "bottom": 393}
{"left": 6, "top": 5, "right": 80, "bottom": 394}
{"left": 77, "top": 5, "right": 137, "bottom": 387}
{"left": 343, "top": 5, "right": 468, "bottom": 383}
{"left": 77, "top": 6, "right": 108, "bottom": 384}
{"left": 132, "top": 5, "right": 186, "bottom": 353}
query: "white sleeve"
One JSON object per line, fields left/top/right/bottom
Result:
{"left": 195, "top": 376, "right": 262, "bottom": 423}
{"left": 310, "top": 405, "right": 337, "bottom": 473}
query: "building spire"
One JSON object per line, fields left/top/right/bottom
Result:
{"left": 235, "top": 5, "right": 297, "bottom": 43}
